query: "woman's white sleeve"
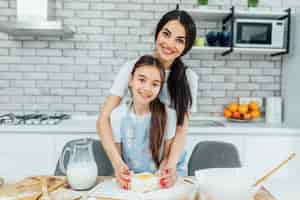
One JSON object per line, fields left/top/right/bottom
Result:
{"left": 109, "top": 60, "right": 135, "bottom": 97}
{"left": 187, "top": 69, "right": 199, "bottom": 113}
{"left": 165, "top": 108, "right": 177, "bottom": 140}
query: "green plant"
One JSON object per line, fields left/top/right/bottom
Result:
{"left": 248, "top": 0, "right": 258, "bottom": 7}
{"left": 198, "top": 0, "right": 208, "bottom": 5}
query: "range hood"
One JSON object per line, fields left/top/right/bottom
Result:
{"left": 0, "top": 0, "right": 73, "bottom": 37}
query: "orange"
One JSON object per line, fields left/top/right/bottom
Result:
{"left": 228, "top": 102, "right": 238, "bottom": 112}
{"left": 238, "top": 104, "right": 249, "bottom": 114}
{"left": 250, "top": 110, "right": 260, "bottom": 119}
{"left": 243, "top": 113, "right": 252, "bottom": 120}
{"left": 223, "top": 109, "right": 232, "bottom": 118}
{"left": 249, "top": 101, "right": 259, "bottom": 111}
{"left": 232, "top": 111, "right": 241, "bottom": 119}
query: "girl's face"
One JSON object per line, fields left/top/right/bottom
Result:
{"left": 129, "top": 65, "right": 163, "bottom": 107}
{"left": 155, "top": 20, "right": 186, "bottom": 67}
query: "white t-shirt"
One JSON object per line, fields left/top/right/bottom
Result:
{"left": 109, "top": 58, "right": 199, "bottom": 112}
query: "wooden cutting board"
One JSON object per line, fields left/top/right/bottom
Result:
{"left": 0, "top": 176, "right": 66, "bottom": 200}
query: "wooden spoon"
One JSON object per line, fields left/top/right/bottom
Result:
{"left": 254, "top": 152, "right": 296, "bottom": 187}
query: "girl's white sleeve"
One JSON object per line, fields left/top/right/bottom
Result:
{"left": 109, "top": 59, "right": 136, "bottom": 97}
{"left": 187, "top": 69, "right": 199, "bottom": 113}
{"left": 165, "top": 107, "right": 177, "bottom": 140}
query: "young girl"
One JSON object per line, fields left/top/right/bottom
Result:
{"left": 110, "top": 55, "right": 185, "bottom": 189}
{"left": 97, "top": 9, "right": 198, "bottom": 188}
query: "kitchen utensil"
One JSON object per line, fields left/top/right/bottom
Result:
{"left": 219, "top": 31, "right": 232, "bottom": 47}
{"left": 206, "top": 31, "right": 218, "bottom": 46}
{"left": 58, "top": 138, "right": 98, "bottom": 190}
{"left": 195, "top": 168, "right": 257, "bottom": 200}
{"left": 254, "top": 152, "right": 296, "bottom": 187}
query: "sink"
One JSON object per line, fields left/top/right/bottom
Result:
{"left": 189, "top": 120, "right": 225, "bottom": 127}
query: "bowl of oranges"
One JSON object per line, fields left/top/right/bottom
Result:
{"left": 224, "top": 101, "right": 260, "bottom": 122}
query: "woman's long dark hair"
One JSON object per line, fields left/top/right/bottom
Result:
{"left": 155, "top": 9, "right": 196, "bottom": 126}
{"left": 131, "top": 55, "right": 166, "bottom": 167}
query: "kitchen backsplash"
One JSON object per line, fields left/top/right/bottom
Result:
{"left": 0, "top": 0, "right": 296, "bottom": 116}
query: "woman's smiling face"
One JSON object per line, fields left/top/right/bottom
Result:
{"left": 155, "top": 20, "right": 186, "bottom": 68}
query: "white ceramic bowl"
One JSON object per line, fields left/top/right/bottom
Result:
{"left": 195, "top": 168, "right": 258, "bottom": 200}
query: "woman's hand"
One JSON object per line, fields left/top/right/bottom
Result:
{"left": 158, "top": 159, "right": 177, "bottom": 188}
{"left": 114, "top": 161, "right": 131, "bottom": 190}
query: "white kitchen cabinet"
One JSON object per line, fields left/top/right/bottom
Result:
{"left": 0, "top": 127, "right": 299, "bottom": 183}
{"left": 0, "top": 133, "right": 55, "bottom": 182}
{"left": 0, "top": 132, "right": 99, "bottom": 182}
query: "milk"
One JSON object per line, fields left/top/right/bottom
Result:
{"left": 66, "top": 162, "right": 98, "bottom": 190}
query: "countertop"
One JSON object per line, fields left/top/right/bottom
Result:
{"left": 0, "top": 115, "right": 299, "bottom": 136}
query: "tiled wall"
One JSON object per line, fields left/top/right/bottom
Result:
{"left": 0, "top": 0, "right": 293, "bottom": 115}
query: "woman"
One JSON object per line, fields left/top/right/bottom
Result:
{"left": 97, "top": 9, "right": 198, "bottom": 189}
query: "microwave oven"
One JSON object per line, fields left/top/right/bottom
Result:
{"left": 234, "top": 19, "right": 285, "bottom": 48}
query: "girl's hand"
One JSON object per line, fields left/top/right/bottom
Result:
{"left": 158, "top": 160, "right": 177, "bottom": 188}
{"left": 114, "top": 161, "right": 131, "bottom": 190}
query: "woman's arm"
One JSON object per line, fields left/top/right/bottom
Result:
{"left": 158, "top": 113, "right": 189, "bottom": 188}
{"left": 97, "top": 95, "right": 123, "bottom": 168}
{"left": 167, "top": 113, "right": 189, "bottom": 167}
{"left": 97, "top": 96, "right": 131, "bottom": 189}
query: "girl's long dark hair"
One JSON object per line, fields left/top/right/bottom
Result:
{"left": 155, "top": 9, "right": 196, "bottom": 125}
{"left": 131, "top": 55, "right": 166, "bottom": 167}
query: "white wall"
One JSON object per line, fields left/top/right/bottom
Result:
{"left": 282, "top": 6, "right": 300, "bottom": 127}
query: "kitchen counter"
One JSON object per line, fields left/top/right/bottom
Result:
{"left": 0, "top": 115, "right": 299, "bottom": 136}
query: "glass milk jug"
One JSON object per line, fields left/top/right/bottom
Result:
{"left": 59, "top": 138, "right": 98, "bottom": 190}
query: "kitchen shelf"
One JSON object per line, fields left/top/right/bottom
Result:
{"left": 234, "top": 10, "right": 289, "bottom": 19}
{"left": 186, "top": 7, "right": 289, "bottom": 21}
{"left": 191, "top": 46, "right": 230, "bottom": 53}
{"left": 191, "top": 46, "right": 287, "bottom": 55}
{"left": 185, "top": 8, "right": 230, "bottom": 21}
{"left": 186, "top": 6, "right": 291, "bottom": 56}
